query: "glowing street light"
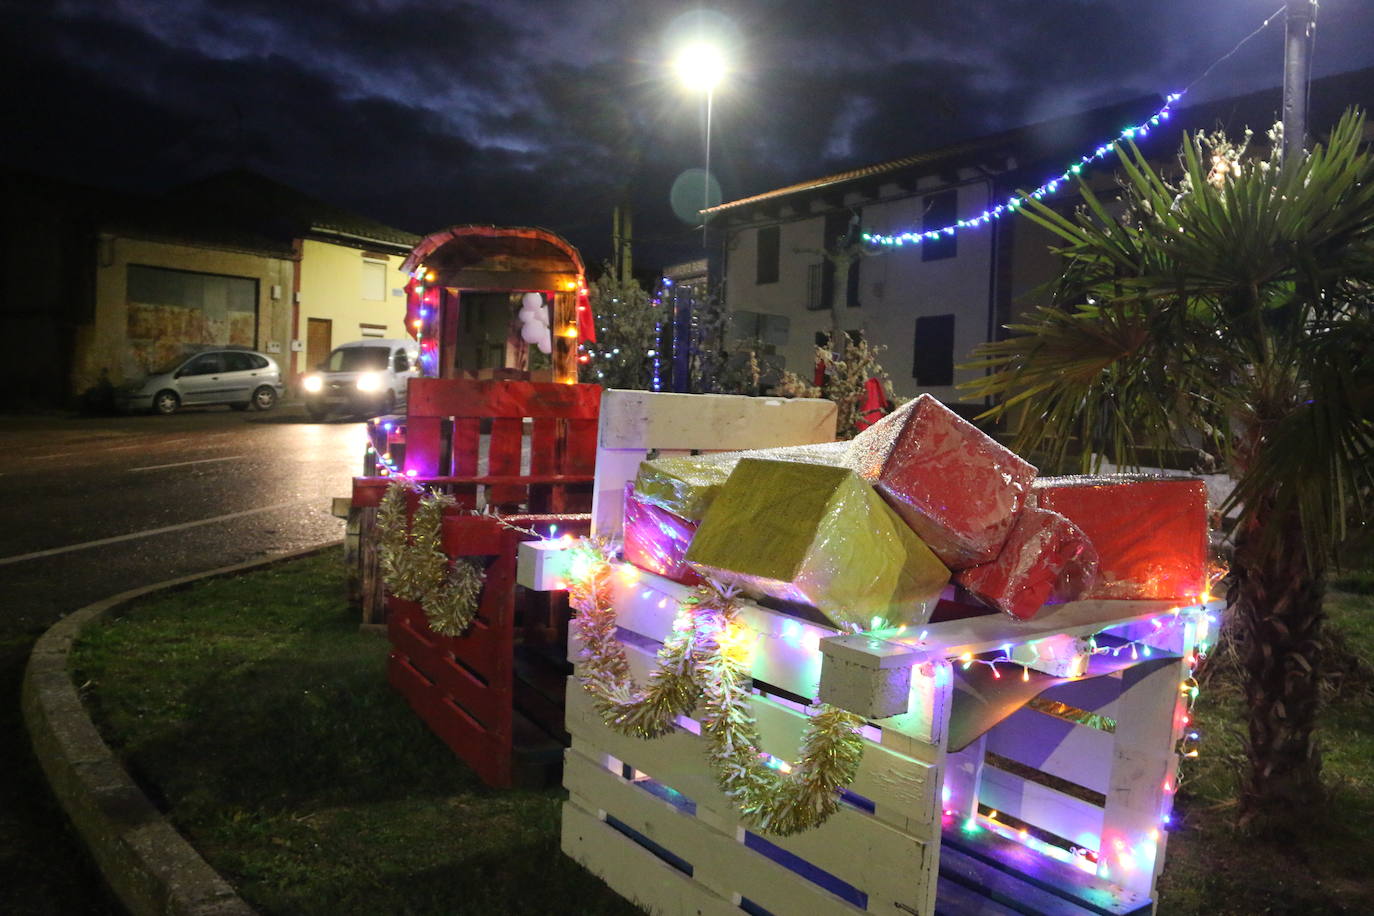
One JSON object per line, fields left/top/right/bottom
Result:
{"left": 674, "top": 40, "right": 726, "bottom": 241}
{"left": 674, "top": 41, "right": 726, "bottom": 93}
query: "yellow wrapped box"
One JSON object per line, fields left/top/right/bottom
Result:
{"left": 633, "top": 441, "right": 848, "bottom": 522}
{"left": 684, "top": 458, "right": 950, "bottom": 631}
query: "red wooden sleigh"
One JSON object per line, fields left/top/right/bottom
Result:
{"left": 352, "top": 378, "right": 601, "bottom": 787}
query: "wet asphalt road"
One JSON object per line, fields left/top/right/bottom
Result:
{"left": 1, "top": 402, "right": 368, "bottom": 913}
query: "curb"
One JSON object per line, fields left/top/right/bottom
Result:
{"left": 22, "top": 541, "right": 345, "bottom": 916}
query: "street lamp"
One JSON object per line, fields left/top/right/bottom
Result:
{"left": 1281, "top": 0, "right": 1318, "bottom": 161}
{"left": 671, "top": 39, "right": 726, "bottom": 392}
{"left": 674, "top": 40, "right": 726, "bottom": 241}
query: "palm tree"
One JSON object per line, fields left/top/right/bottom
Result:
{"left": 965, "top": 110, "right": 1374, "bottom": 833}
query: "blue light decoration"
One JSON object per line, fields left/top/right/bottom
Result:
{"left": 862, "top": 92, "right": 1184, "bottom": 249}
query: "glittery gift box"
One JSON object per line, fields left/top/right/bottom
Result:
{"left": 622, "top": 483, "right": 700, "bottom": 585}
{"left": 954, "top": 506, "right": 1099, "bottom": 620}
{"left": 1032, "top": 474, "right": 1210, "bottom": 601}
{"left": 684, "top": 458, "right": 950, "bottom": 631}
{"left": 633, "top": 441, "right": 849, "bottom": 522}
{"left": 844, "top": 394, "right": 1037, "bottom": 569}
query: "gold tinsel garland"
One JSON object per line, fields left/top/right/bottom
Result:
{"left": 566, "top": 541, "right": 866, "bottom": 836}
{"left": 377, "top": 481, "right": 485, "bottom": 637}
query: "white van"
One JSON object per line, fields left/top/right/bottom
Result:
{"left": 301, "top": 338, "right": 420, "bottom": 421}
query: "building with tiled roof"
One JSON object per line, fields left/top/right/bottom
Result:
{"left": 2, "top": 168, "right": 423, "bottom": 403}
{"left": 701, "top": 66, "right": 1374, "bottom": 412}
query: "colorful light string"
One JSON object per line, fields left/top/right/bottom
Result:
{"left": 862, "top": 92, "right": 1184, "bottom": 248}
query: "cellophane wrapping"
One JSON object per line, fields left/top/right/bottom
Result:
{"left": 622, "top": 482, "right": 700, "bottom": 585}
{"left": 844, "top": 394, "right": 1037, "bottom": 569}
{"left": 1032, "top": 474, "right": 1210, "bottom": 600}
{"left": 684, "top": 458, "right": 950, "bottom": 631}
{"left": 954, "top": 506, "right": 1099, "bottom": 620}
{"left": 633, "top": 441, "right": 849, "bottom": 522}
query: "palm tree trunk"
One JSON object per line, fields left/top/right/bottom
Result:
{"left": 1230, "top": 486, "right": 1327, "bottom": 833}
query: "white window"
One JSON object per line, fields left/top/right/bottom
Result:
{"left": 361, "top": 259, "right": 386, "bottom": 301}
{"left": 359, "top": 323, "right": 386, "bottom": 339}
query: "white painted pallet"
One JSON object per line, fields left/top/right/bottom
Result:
{"left": 545, "top": 390, "right": 1215, "bottom": 916}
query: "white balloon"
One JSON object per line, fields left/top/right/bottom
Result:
{"left": 521, "top": 292, "right": 544, "bottom": 310}
{"left": 536, "top": 327, "right": 552, "bottom": 354}
{"left": 521, "top": 323, "right": 543, "bottom": 344}
{"left": 519, "top": 305, "right": 548, "bottom": 326}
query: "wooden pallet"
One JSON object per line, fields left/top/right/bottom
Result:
{"left": 351, "top": 377, "right": 602, "bottom": 625}
{"left": 387, "top": 509, "right": 591, "bottom": 788}
{"left": 537, "top": 390, "right": 1212, "bottom": 916}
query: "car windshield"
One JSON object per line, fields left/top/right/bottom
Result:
{"left": 325, "top": 347, "right": 389, "bottom": 371}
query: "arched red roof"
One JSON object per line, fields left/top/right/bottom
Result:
{"left": 402, "top": 225, "right": 585, "bottom": 279}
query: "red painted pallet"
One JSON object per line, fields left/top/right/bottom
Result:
{"left": 387, "top": 510, "right": 592, "bottom": 788}
{"left": 355, "top": 377, "right": 603, "bottom": 785}
{"left": 351, "top": 378, "right": 602, "bottom": 625}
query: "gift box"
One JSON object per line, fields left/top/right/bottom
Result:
{"left": 633, "top": 441, "right": 848, "bottom": 522}
{"left": 684, "top": 458, "right": 950, "bottom": 631}
{"left": 954, "top": 507, "right": 1098, "bottom": 620}
{"left": 1032, "top": 474, "right": 1209, "bottom": 601}
{"left": 622, "top": 483, "right": 700, "bottom": 585}
{"left": 845, "top": 394, "right": 1037, "bottom": 569}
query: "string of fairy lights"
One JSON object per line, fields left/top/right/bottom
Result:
{"left": 862, "top": 92, "right": 1184, "bottom": 249}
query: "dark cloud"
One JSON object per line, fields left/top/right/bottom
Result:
{"left": 9, "top": 0, "right": 1374, "bottom": 267}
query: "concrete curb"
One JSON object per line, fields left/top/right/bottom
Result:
{"left": 22, "top": 541, "right": 345, "bottom": 916}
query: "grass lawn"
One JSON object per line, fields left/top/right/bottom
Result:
{"left": 70, "top": 551, "right": 639, "bottom": 916}
{"left": 72, "top": 550, "right": 1374, "bottom": 915}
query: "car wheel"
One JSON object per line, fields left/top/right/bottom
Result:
{"left": 307, "top": 403, "right": 329, "bottom": 422}
{"left": 230, "top": 401, "right": 251, "bottom": 411}
{"left": 252, "top": 386, "right": 277, "bottom": 411}
{"left": 153, "top": 390, "right": 180, "bottom": 415}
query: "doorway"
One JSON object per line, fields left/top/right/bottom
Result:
{"left": 307, "top": 318, "right": 332, "bottom": 372}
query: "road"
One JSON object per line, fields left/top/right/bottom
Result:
{"left": 0, "top": 403, "right": 368, "bottom": 914}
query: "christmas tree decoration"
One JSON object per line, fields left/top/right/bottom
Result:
{"left": 622, "top": 483, "right": 700, "bottom": 585}
{"left": 1032, "top": 475, "right": 1210, "bottom": 601}
{"left": 685, "top": 458, "right": 949, "bottom": 630}
{"left": 955, "top": 506, "right": 1098, "bottom": 620}
{"left": 846, "top": 394, "right": 1037, "bottom": 569}
{"left": 377, "top": 480, "right": 485, "bottom": 636}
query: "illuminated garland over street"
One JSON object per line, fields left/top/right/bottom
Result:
{"left": 863, "top": 92, "right": 1184, "bottom": 248}
{"left": 565, "top": 540, "right": 866, "bottom": 836}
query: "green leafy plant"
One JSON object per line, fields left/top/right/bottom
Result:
{"left": 579, "top": 264, "right": 663, "bottom": 389}
{"left": 965, "top": 110, "right": 1374, "bottom": 833}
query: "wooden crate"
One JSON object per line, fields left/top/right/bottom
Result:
{"left": 534, "top": 390, "right": 1216, "bottom": 916}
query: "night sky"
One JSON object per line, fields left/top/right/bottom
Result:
{"left": 9, "top": 1, "right": 1374, "bottom": 269}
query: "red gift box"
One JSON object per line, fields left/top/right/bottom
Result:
{"left": 1032, "top": 475, "right": 1210, "bottom": 601}
{"left": 846, "top": 394, "right": 1037, "bottom": 569}
{"left": 955, "top": 507, "right": 1098, "bottom": 620}
{"left": 623, "top": 483, "right": 700, "bottom": 585}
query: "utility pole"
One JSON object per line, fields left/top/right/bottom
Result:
{"left": 1282, "top": 0, "right": 1318, "bottom": 161}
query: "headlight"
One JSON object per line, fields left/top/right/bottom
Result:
{"left": 302, "top": 375, "right": 323, "bottom": 393}
{"left": 355, "top": 372, "right": 382, "bottom": 392}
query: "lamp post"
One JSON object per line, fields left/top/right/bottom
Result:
{"left": 1282, "top": 0, "right": 1318, "bottom": 161}
{"left": 674, "top": 41, "right": 726, "bottom": 241}
{"left": 672, "top": 40, "right": 726, "bottom": 391}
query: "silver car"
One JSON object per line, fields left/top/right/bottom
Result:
{"left": 116, "top": 347, "right": 285, "bottom": 415}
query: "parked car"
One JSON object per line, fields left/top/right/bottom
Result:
{"left": 115, "top": 347, "right": 285, "bottom": 415}
{"left": 300, "top": 338, "right": 420, "bottom": 421}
